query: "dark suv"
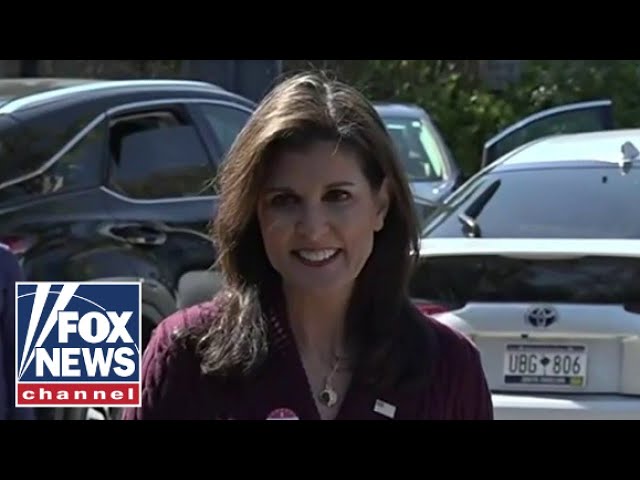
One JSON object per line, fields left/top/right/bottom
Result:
{"left": 0, "top": 78, "right": 257, "bottom": 418}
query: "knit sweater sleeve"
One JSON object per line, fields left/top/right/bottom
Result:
{"left": 121, "top": 304, "right": 213, "bottom": 420}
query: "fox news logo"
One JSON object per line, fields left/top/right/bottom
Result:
{"left": 15, "top": 282, "right": 141, "bottom": 408}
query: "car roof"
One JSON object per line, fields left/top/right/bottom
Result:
{"left": 0, "top": 78, "right": 102, "bottom": 104}
{"left": 495, "top": 128, "right": 640, "bottom": 168}
{"left": 0, "top": 77, "right": 248, "bottom": 114}
{"left": 373, "top": 102, "right": 427, "bottom": 118}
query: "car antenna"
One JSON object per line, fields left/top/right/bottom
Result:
{"left": 620, "top": 141, "right": 638, "bottom": 173}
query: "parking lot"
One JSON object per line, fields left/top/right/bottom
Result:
{"left": 2, "top": 60, "right": 639, "bottom": 420}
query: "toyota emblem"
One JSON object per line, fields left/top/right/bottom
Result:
{"left": 525, "top": 306, "right": 558, "bottom": 327}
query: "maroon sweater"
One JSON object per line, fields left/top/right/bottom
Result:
{"left": 121, "top": 300, "right": 493, "bottom": 420}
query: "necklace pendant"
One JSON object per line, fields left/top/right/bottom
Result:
{"left": 319, "top": 387, "right": 338, "bottom": 407}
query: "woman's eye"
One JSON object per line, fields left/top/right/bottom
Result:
{"left": 325, "top": 190, "right": 351, "bottom": 202}
{"left": 270, "top": 193, "right": 298, "bottom": 207}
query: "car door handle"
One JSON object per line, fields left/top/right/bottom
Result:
{"left": 122, "top": 230, "right": 166, "bottom": 246}
{"left": 99, "top": 223, "right": 167, "bottom": 246}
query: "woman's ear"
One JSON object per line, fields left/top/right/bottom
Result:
{"left": 374, "top": 179, "right": 390, "bottom": 232}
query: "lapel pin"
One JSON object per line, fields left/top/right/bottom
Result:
{"left": 266, "top": 408, "right": 299, "bottom": 420}
{"left": 374, "top": 399, "right": 396, "bottom": 419}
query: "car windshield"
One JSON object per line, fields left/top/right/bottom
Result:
{"left": 382, "top": 117, "right": 446, "bottom": 181}
{"left": 423, "top": 163, "right": 640, "bottom": 238}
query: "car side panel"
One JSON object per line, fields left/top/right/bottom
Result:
{"left": 0, "top": 189, "right": 149, "bottom": 281}
{"left": 101, "top": 194, "right": 219, "bottom": 299}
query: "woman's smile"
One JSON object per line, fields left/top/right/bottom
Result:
{"left": 292, "top": 248, "right": 342, "bottom": 267}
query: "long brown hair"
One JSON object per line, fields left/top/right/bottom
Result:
{"left": 191, "top": 71, "right": 435, "bottom": 389}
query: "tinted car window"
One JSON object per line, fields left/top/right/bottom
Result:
{"left": 0, "top": 117, "right": 105, "bottom": 203}
{"left": 0, "top": 116, "right": 26, "bottom": 184}
{"left": 489, "top": 109, "right": 609, "bottom": 163}
{"left": 382, "top": 117, "right": 446, "bottom": 181}
{"left": 424, "top": 164, "right": 640, "bottom": 238}
{"left": 198, "top": 104, "right": 251, "bottom": 158}
{"left": 410, "top": 255, "right": 640, "bottom": 305}
{"left": 108, "top": 109, "right": 216, "bottom": 199}
{"left": 0, "top": 109, "right": 97, "bottom": 185}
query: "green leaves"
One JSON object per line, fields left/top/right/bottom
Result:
{"left": 283, "top": 60, "right": 640, "bottom": 175}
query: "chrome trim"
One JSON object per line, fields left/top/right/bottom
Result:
{"left": 162, "top": 225, "right": 215, "bottom": 243}
{"left": 100, "top": 186, "right": 218, "bottom": 204}
{"left": 0, "top": 97, "right": 253, "bottom": 194}
{"left": 0, "top": 80, "right": 219, "bottom": 114}
{"left": 484, "top": 99, "right": 613, "bottom": 150}
{"left": 0, "top": 113, "right": 107, "bottom": 191}
{"left": 106, "top": 98, "right": 254, "bottom": 116}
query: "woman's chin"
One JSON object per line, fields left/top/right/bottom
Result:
{"left": 282, "top": 275, "right": 354, "bottom": 297}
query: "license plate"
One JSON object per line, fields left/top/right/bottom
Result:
{"left": 503, "top": 344, "right": 587, "bottom": 386}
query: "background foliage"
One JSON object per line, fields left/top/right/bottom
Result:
{"left": 284, "top": 60, "right": 640, "bottom": 174}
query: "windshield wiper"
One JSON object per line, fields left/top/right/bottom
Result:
{"left": 457, "top": 179, "right": 502, "bottom": 238}
{"left": 458, "top": 212, "right": 481, "bottom": 237}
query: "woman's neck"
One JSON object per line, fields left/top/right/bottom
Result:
{"left": 283, "top": 285, "right": 352, "bottom": 364}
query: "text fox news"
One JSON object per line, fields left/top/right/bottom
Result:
{"left": 15, "top": 281, "right": 141, "bottom": 408}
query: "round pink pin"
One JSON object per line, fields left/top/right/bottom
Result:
{"left": 266, "top": 408, "right": 299, "bottom": 420}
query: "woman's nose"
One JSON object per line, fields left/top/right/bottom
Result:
{"left": 295, "top": 204, "right": 329, "bottom": 240}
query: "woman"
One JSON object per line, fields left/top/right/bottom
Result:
{"left": 121, "top": 72, "right": 493, "bottom": 420}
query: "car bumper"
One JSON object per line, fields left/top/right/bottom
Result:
{"left": 492, "top": 393, "right": 640, "bottom": 420}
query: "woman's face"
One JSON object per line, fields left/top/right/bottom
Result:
{"left": 257, "top": 141, "right": 389, "bottom": 297}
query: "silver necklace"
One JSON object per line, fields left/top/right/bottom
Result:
{"left": 318, "top": 355, "right": 347, "bottom": 408}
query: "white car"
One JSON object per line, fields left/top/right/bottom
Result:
{"left": 411, "top": 103, "right": 640, "bottom": 420}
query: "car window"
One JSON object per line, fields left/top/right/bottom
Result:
{"left": 197, "top": 104, "right": 251, "bottom": 159}
{"left": 107, "top": 108, "right": 216, "bottom": 199}
{"left": 0, "top": 109, "right": 98, "bottom": 184}
{"left": 423, "top": 164, "right": 640, "bottom": 238}
{"left": 491, "top": 110, "right": 609, "bottom": 162}
{"left": 383, "top": 117, "right": 446, "bottom": 181}
{"left": 482, "top": 101, "right": 613, "bottom": 168}
{"left": 0, "top": 113, "right": 105, "bottom": 203}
